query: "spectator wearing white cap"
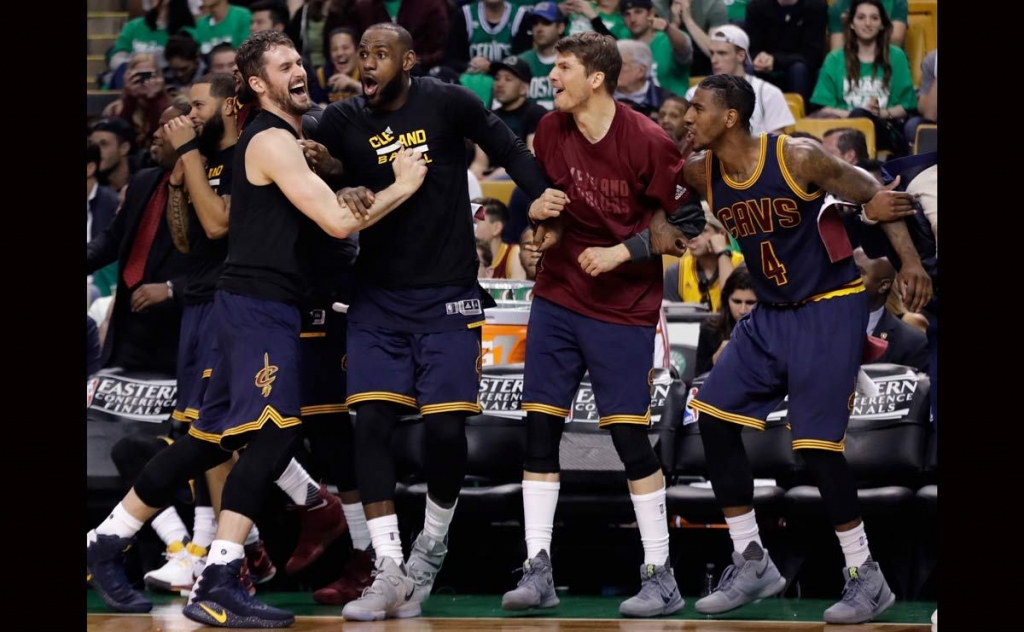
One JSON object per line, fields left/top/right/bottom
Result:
{"left": 685, "top": 24, "right": 793, "bottom": 134}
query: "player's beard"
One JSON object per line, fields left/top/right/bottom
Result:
{"left": 270, "top": 81, "right": 310, "bottom": 116}
{"left": 198, "top": 112, "right": 225, "bottom": 159}
{"left": 374, "top": 73, "right": 406, "bottom": 109}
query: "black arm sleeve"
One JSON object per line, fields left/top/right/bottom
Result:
{"left": 443, "top": 6, "right": 471, "bottom": 74}
{"left": 455, "top": 86, "right": 549, "bottom": 199}
{"left": 663, "top": 262, "right": 682, "bottom": 302}
{"left": 589, "top": 16, "right": 613, "bottom": 37}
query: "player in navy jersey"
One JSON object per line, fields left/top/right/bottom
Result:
{"left": 499, "top": 32, "right": 705, "bottom": 618}
{"left": 302, "top": 22, "right": 550, "bottom": 621}
{"left": 675, "top": 74, "right": 928, "bottom": 624}
{"left": 86, "top": 30, "right": 427, "bottom": 628}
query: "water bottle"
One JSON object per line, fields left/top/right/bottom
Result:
{"left": 700, "top": 563, "right": 716, "bottom": 597}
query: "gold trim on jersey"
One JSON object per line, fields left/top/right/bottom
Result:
{"left": 522, "top": 403, "right": 571, "bottom": 418}
{"left": 172, "top": 410, "right": 192, "bottom": 422}
{"left": 777, "top": 135, "right": 824, "bottom": 201}
{"left": 300, "top": 332, "right": 327, "bottom": 338}
{"left": 221, "top": 406, "right": 303, "bottom": 439}
{"left": 688, "top": 399, "right": 767, "bottom": 430}
{"left": 346, "top": 391, "right": 418, "bottom": 409}
{"left": 421, "top": 401, "right": 482, "bottom": 416}
{"left": 807, "top": 279, "right": 865, "bottom": 303}
{"left": 793, "top": 437, "right": 846, "bottom": 452}
{"left": 705, "top": 150, "right": 714, "bottom": 210}
{"left": 201, "top": 369, "right": 212, "bottom": 379}
{"left": 598, "top": 410, "right": 652, "bottom": 428}
{"left": 721, "top": 133, "right": 767, "bottom": 190}
{"left": 301, "top": 404, "right": 349, "bottom": 416}
{"left": 184, "top": 408, "right": 200, "bottom": 420}
{"left": 188, "top": 426, "right": 222, "bottom": 444}
{"left": 467, "top": 320, "right": 486, "bottom": 329}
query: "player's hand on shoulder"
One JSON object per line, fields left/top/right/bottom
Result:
{"left": 392, "top": 146, "right": 428, "bottom": 191}
{"left": 299, "top": 139, "right": 342, "bottom": 178}
{"left": 863, "top": 175, "right": 918, "bottom": 222}
{"left": 578, "top": 245, "right": 630, "bottom": 277}
{"left": 529, "top": 188, "right": 570, "bottom": 222}
{"left": 338, "top": 187, "right": 375, "bottom": 221}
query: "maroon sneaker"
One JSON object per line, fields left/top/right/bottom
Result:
{"left": 285, "top": 484, "right": 348, "bottom": 574}
{"left": 312, "top": 547, "right": 375, "bottom": 605}
{"left": 244, "top": 539, "right": 278, "bottom": 585}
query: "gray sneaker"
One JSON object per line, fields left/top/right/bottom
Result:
{"left": 405, "top": 531, "right": 448, "bottom": 605}
{"left": 619, "top": 558, "right": 685, "bottom": 617}
{"left": 694, "top": 542, "right": 787, "bottom": 615}
{"left": 341, "top": 556, "right": 421, "bottom": 621}
{"left": 823, "top": 558, "right": 895, "bottom": 624}
{"left": 501, "top": 550, "right": 560, "bottom": 611}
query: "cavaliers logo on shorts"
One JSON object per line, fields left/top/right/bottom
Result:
{"left": 254, "top": 353, "right": 279, "bottom": 398}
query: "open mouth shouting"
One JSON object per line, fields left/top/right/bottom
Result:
{"left": 362, "top": 75, "right": 379, "bottom": 98}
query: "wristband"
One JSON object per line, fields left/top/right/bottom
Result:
{"left": 175, "top": 138, "right": 200, "bottom": 157}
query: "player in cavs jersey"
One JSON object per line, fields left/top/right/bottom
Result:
{"left": 665, "top": 74, "right": 928, "bottom": 624}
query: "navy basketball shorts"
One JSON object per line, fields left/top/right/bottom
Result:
{"left": 689, "top": 290, "right": 869, "bottom": 451}
{"left": 299, "top": 304, "right": 348, "bottom": 417}
{"left": 190, "top": 291, "right": 303, "bottom": 451}
{"left": 173, "top": 302, "right": 218, "bottom": 422}
{"left": 345, "top": 323, "right": 483, "bottom": 416}
{"left": 522, "top": 296, "right": 655, "bottom": 427}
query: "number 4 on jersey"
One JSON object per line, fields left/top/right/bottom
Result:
{"left": 760, "top": 241, "right": 788, "bottom": 286}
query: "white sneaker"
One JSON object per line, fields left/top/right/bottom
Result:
{"left": 931, "top": 608, "right": 937, "bottom": 631}
{"left": 144, "top": 541, "right": 206, "bottom": 593}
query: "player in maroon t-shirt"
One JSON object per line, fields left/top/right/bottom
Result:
{"left": 501, "top": 32, "right": 704, "bottom": 618}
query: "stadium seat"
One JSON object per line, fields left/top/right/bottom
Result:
{"left": 914, "top": 124, "right": 937, "bottom": 154}
{"left": 784, "top": 93, "right": 805, "bottom": 121}
{"left": 794, "top": 117, "right": 876, "bottom": 158}
{"left": 480, "top": 180, "right": 516, "bottom": 206}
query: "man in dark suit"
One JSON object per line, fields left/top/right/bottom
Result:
{"left": 88, "top": 140, "right": 120, "bottom": 242}
{"left": 854, "top": 248, "right": 929, "bottom": 373}
{"left": 87, "top": 104, "right": 194, "bottom": 375}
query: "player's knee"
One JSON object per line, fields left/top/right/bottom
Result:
{"left": 353, "top": 402, "right": 399, "bottom": 446}
{"left": 134, "top": 436, "right": 227, "bottom": 508}
{"left": 608, "top": 424, "right": 662, "bottom": 481}
{"left": 524, "top": 412, "right": 563, "bottom": 474}
{"left": 111, "top": 435, "right": 170, "bottom": 483}
{"left": 424, "top": 412, "right": 467, "bottom": 454}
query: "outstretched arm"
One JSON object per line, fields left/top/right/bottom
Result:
{"left": 249, "top": 129, "right": 427, "bottom": 238}
{"left": 786, "top": 137, "right": 931, "bottom": 311}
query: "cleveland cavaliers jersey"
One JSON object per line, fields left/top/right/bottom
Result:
{"left": 706, "top": 134, "right": 859, "bottom": 305}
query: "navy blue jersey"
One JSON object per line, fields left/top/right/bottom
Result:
{"left": 706, "top": 134, "right": 859, "bottom": 304}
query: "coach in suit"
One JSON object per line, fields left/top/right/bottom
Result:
{"left": 87, "top": 107, "right": 193, "bottom": 375}
{"left": 854, "top": 248, "right": 929, "bottom": 373}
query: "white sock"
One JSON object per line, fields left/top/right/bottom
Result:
{"left": 836, "top": 522, "right": 871, "bottom": 568}
{"left": 206, "top": 539, "right": 245, "bottom": 566}
{"left": 275, "top": 458, "right": 321, "bottom": 506}
{"left": 367, "top": 514, "right": 404, "bottom": 564}
{"left": 343, "top": 502, "right": 371, "bottom": 550}
{"left": 725, "top": 510, "right": 763, "bottom": 556}
{"left": 192, "top": 506, "right": 217, "bottom": 550}
{"left": 630, "top": 487, "right": 671, "bottom": 566}
{"left": 523, "top": 480, "right": 560, "bottom": 559}
{"left": 424, "top": 496, "right": 457, "bottom": 542}
{"left": 95, "top": 502, "right": 144, "bottom": 539}
{"left": 245, "top": 524, "right": 260, "bottom": 546}
{"left": 151, "top": 507, "right": 190, "bottom": 547}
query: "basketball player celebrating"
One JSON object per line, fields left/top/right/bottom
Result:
{"left": 499, "top": 32, "right": 704, "bottom": 618}
{"left": 303, "top": 22, "right": 550, "bottom": 622}
{"left": 598, "top": 74, "right": 929, "bottom": 625}
{"left": 86, "top": 30, "right": 427, "bottom": 628}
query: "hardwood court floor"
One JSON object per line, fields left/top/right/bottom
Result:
{"left": 88, "top": 593, "right": 934, "bottom": 631}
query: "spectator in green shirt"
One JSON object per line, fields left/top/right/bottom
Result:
{"left": 810, "top": 0, "right": 915, "bottom": 155}
{"left": 828, "top": 0, "right": 906, "bottom": 51}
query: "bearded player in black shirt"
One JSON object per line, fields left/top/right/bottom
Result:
{"left": 303, "top": 22, "right": 550, "bottom": 622}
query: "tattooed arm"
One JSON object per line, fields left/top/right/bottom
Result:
{"left": 166, "top": 177, "right": 191, "bottom": 254}
{"left": 785, "top": 137, "right": 933, "bottom": 312}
